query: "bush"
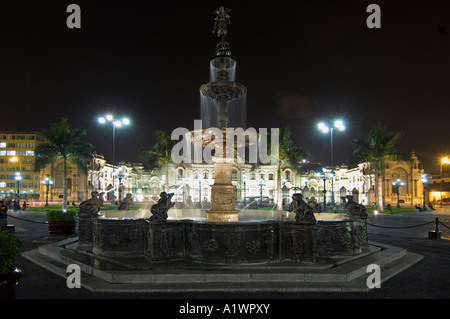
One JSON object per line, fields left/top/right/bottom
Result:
{"left": 46, "top": 210, "right": 77, "bottom": 222}
{"left": 0, "top": 230, "right": 22, "bottom": 274}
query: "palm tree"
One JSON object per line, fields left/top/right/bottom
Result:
{"left": 35, "top": 118, "right": 95, "bottom": 212}
{"left": 139, "top": 130, "right": 175, "bottom": 192}
{"left": 349, "top": 124, "right": 409, "bottom": 212}
{"left": 273, "top": 126, "right": 309, "bottom": 210}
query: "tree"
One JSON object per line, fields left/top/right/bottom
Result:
{"left": 273, "top": 127, "right": 309, "bottom": 210}
{"left": 35, "top": 118, "right": 95, "bottom": 212}
{"left": 139, "top": 130, "right": 175, "bottom": 192}
{"left": 349, "top": 124, "right": 409, "bottom": 212}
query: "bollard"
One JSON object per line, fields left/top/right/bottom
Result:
{"left": 428, "top": 217, "right": 442, "bottom": 240}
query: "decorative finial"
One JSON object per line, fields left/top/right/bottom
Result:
{"left": 212, "top": 6, "right": 232, "bottom": 40}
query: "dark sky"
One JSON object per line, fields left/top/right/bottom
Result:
{"left": 1, "top": 0, "right": 449, "bottom": 173}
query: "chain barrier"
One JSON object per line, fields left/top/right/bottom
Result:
{"left": 439, "top": 219, "right": 450, "bottom": 230}
{"left": 368, "top": 217, "right": 449, "bottom": 236}
{"left": 4, "top": 211, "right": 450, "bottom": 233}
{"left": 367, "top": 220, "right": 435, "bottom": 229}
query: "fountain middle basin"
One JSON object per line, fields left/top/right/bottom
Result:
{"left": 89, "top": 209, "right": 367, "bottom": 264}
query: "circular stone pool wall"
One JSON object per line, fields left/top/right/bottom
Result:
{"left": 86, "top": 212, "right": 367, "bottom": 264}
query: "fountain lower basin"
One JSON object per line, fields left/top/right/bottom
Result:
{"left": 86, "top": 209, "right": 367, "bottom": 264}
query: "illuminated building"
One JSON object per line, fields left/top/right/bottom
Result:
{"left": 0, "top": 132, "right": 43, "bottom": 200}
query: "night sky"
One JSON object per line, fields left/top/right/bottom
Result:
{"left": 1, "top": 0, "right": 449, "bottom": 173}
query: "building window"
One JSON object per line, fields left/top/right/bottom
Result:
{"left": 0, "top": 143, "right": 5, "bottom": 148}
{"left": 285, "top": 171, "right": 290, "bottom": 181}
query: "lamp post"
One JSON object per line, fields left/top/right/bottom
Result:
{"left": 318, "top": 120, "right": 344, "bottom": 212}
{"left": 392, "top": 178, "right": 405, "bottom": 208}
{"left": 243, "top": 172, "right": 247, "bottom": 208}
{"left": 440, "top": 157, "right": 449, "bottom": 207}
{"left": 421, "top": 174, "right": 428, "bottom": 211}
{"left": 198, "top": 178, "right": 202, "bottom": 208}
{"left": 316, "top": 169, "right": 328, "bottom": 212}
{"left": 318, "top": 120, "right": 346, "bottom": 168}
{"left": 98, "top": 114, "right": 130, "bottom": 205}
{"left": 41, "top": 176, "right": 54, "bottom": 207}
{"left": 14, "top": 172, "right": 21, "bottom": 209}
{"left": 258, "top": 176, "right": 266, "bottom": 208}
{"left": 329, "top": 170, "right": 336, "bottom": 211}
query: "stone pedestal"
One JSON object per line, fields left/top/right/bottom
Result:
{"left": 206, "top": 162, "right": 239, "bottom": 222}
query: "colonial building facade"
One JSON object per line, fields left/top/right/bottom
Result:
{"left": 38, "top": 152, "right": 426, "bottom": 209}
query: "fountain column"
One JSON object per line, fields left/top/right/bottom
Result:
{"left": 207, "top": 155, "right": 239, "bottom": 222}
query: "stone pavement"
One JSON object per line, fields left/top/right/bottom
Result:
{"left": 5, "top": 207, "right": 450, "bottom": 299}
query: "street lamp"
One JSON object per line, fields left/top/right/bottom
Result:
{"left": 318, "top": 119, "right": 346, "bottom": 168}
{"left": 242, "top": 172, "right": 247, "bottom": 208}
{"left": 440, "top": 157, "right": 449, "bottom": 207}
{"left": 14, "top": 172, "right": 21, "bottom": 209}
{"left": 98, "top": 114, "right": 130, "bottom": 205}
{"left": 329, "top": 170, "right": 335, "bottom": 211}
{"left": 421, "top": 174, "right": 428, "bottom": 211}
{"left": 316, "top": 168, "right": 327, "bottom": 212}
{"left": 258, "top": 176, "right": 266, "bottom": 208}
{"left": 440, "top": 157, "right": 450, "bottom": 177}
{"left": 41, "top": 176, "right": 54, "bottom": 207}
{"left": 318, "top": 120, "right": 344, "bottom": 212}
{"left": 392, "top": 178, "right": 405, "bottom": 208}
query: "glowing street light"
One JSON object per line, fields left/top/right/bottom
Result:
{"left": 317, "top": 119, "right": 346, "bottom": 167}
{"left": 421, "top": 173, "right": 428, "bottom": 211}
{"left": 318, "top": 120, "right": 345, "bottom": 211}
{"left": 392, "top": 178, "right": 405, "bottom": 208}
{"left": 98, "top": 114, "right": 130, "bottom": 205}
{"left": 14, "top": 172, "right": 22, "bottom": 207}
{"left": 41, "top": 176, "right": 54, "bottom": 207}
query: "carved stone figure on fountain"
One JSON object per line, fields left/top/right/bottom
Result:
{"left": 118, "top": 193, "right": 133, "bottom": 210}
{"left": 79, "top": 191, "right": 104, "bottom": 215}
{"left": 290, "top": 193, "right": 317, "bottom": 223}
{"left": 78, "top": 191, "right": 105, "bottom": 248}
{"left": 149, "top": 192, "right": 175, "bottom": 222}
{"left": 307, "top": 197, "right": 323, "bottom": 213}
{"left": 343, "top": 195, "right": 368, "bottom": 219}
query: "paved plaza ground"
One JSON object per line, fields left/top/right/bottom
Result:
{"left": 5, "top": 207, "right": 450, "bottom": 299}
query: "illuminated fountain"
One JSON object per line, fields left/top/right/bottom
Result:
{"left": 75, "top": 7, "right": 369, "bottom": 264}
{"left": 24, "top": 7, "right": 422, "bottom": 292}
